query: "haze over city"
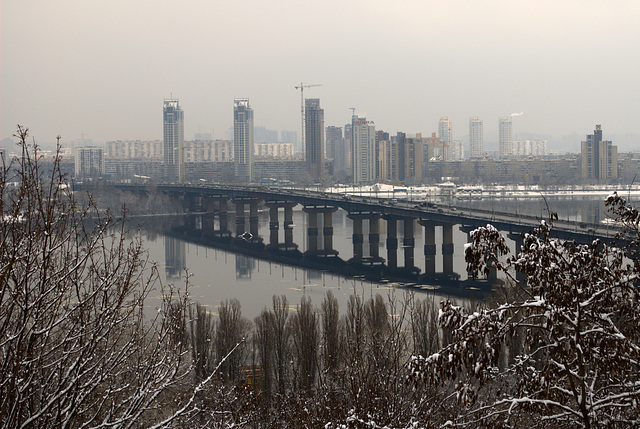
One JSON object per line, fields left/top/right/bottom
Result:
{"left": 2, "top": 1, "right": 640, "bottom": 151}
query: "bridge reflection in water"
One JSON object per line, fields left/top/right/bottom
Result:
{"left": 173, "top": 207, "right": 497, "bottom": 297}
{"left": 105, "top": 183, "right": 616, "bottom": 300}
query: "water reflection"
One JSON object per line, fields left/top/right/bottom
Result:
{"left": 130, "top": 194, "right": 617, "bottom": 318}
{"left": 164, "top": 236, "right": 185, "bottom": 280}
{"left": 138, "top": 210, "right": 487, "bottom": 318}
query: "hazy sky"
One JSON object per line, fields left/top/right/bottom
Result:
{"left": 2, "top": 1, "right": 640, "bottom": 149}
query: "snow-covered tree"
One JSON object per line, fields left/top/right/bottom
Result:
{"left": 0, "top": 127, "right": 193, "bottom": 428}
{"left": 410, "top": 194, "right": 640, "bottom": 428}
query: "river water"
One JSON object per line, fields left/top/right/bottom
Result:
{"left": 136, "top": 194, "right": 616, "bottom": 318}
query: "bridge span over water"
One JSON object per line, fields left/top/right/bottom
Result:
{"left": 82, "top": 183, "right": 621, "bottom": 293}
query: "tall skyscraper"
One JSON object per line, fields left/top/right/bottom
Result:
{"left": 326, "top": 125, "right": 350, "bottom": 178}
{"left": 395, "top": 132, "right": 407, "bottom": 182}
{"left": 326, "top": 126, "right": 342, "bottom": 161}
{"left": 305, "top": 98, "right": 324, "bottom": 181}
{"left": 438, "top": 117, "right": 453, "bottom": 161}
{"left": 234, "top": 98, "right": 254, "bottom": 182}
{"left": 351, "top": 116, "right": 376, "bottom": 184}
{"left": 499, "top": 116, "right": 513, "bottom": 158}
{"left": 404, "top": 134, "right": 423, "bottom": 184}
{"left": 581, "top": 125, "right": 617, "bottom": 182}
{"left": 163, "top": 99, "right": 184, "bottom": 182}
{"left": 469, "top": 117, "right": 483, "bottom": 158}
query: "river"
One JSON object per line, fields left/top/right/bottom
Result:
{"left": 135, "top": 194, "right": 617, "bottom": 318}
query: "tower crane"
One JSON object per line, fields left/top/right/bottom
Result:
{"left": 294, "top": 82, "right": 322, "bottom": 157}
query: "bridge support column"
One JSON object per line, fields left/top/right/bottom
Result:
{"left": 323, "top": 208, "right": 339, "bottom": 256}
{"left": 265, "top": 201, "right": 298, "bottom": 251}
{"left": 442, "top": 223, "right": 455, "bottom": 276}
{"left": 420, "top": 221, "right": 436, "bottom": 280}
{"left": 284, "top": 204, "right": 295, "bottom": 250}
{"left": 218, "top": 199, "right": 229, "bottom": 236}
{"left": 403, "top": 218, "right": 415, "bottom": 270}
{"left": 268, "top": 205, "right": 279, "bottom": 247}
{"left": 307, "top": 211, "right": 319, "bottom": 254}
{"left": 385, "top": 216, "right": 398, "bottom": 269}
{"left": 234, "top": 201, "right": 246, "bottom": 237}
{"left": 202, "top": 197, "right": 216, "bottom": 232}
{"left": 304, "top": 206, "right": 339, "bottom": 257}
{"left": 350, "top": 215, "right": 364, "bottom": 261}
{"left": 249, "top": 200, "right": 259, "bottom": 239}
{"left": 369, "top": 214, "right": 381, "bottom": 260}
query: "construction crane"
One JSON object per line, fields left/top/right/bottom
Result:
{"left": 294, "top": 82, "right": 322, "bottom": 157}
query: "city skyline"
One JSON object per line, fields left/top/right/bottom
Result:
{"left": 2, "top": 2, "right": 640, "bottom": 150}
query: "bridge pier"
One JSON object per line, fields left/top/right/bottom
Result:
{"left": 265, "top": 202, "right": 298, "bottom": 251}
{"left": 323, "top": 208, "right": 339, "bottom": 256}
{"left": 419, "top": 221, "right": 436, "bottom": 280}
{"left": 284, "top": 204, "right": 296, "bottom": 250}
{"left": 234, "top": 200, "right": 246, "bottom": 237}
{"left": 217, "top": 199, "right": 229, "bottom": 236}
{"left": 249, "top": 200, "right": 259, "bottom": 239}
{"left": 403, "top": 218, "right": 415, "bottom": 270}
{"left": 268, "top": 205, "right": 279, "bottom": 246}
{"left": 369, "top": 214, "right": 381, "bottom": 260}
{"left": 307, "top": 210, "right": 319, "bottom": 254}
{"left": 349, "top": 214, "right": 364, "bottom": 261}
{"left": 305, "top": 206, "right": 339, "bottom": 257}
{"left": 233, "top": 198, "right": 262, "bottom": 243}
{"left": 348, "top": 212, "right": 384, "bottom": 264}
{"left": 442, "top": 223, "right": 455, "bottom": 277}
{"left": 384, "top": 215, "right": 398, "bottom": 269}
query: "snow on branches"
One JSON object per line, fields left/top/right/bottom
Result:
{"left": 410, "top": 199, "right": 640, "bottom": 428}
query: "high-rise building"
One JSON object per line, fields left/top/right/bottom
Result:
{"left": 74, "top": 147, "right": 104, "bottom": 177}
{"left": 405, "top": 134, "right": 423, "bottom": 184}
{"left": 499, "top": 116, "right": 513, "bottom": 158}
{"left": 469, "top": 117, "right": 483, "bottom": 158}
{"left": 305, "top": 99, "right": 324, "bottom": 181}
{"left": 351, "top": 116, "right": 376, "bottom": 184}
{"left": 581, "top": 125, "right": 617, "bottom": 182}
{"left": 395, "top": 132, "right": 407, "bottom": 182}
{"left": 163, "top": 99, "right": 184, "bottom": 182}
{"left": 375, "top": 130, "right": 389, "bottom": 180}
{"left": 449, "top": 140, "right": 465, "bottom": 161}
{"left": 438, "top": 117, "right": 453, "bottom": 161}
{"left": 234, "top": 98, "right": 254, "bottom": 182}
{"left": 326, "top": 126, "right": 342, "bottom": 161}
{"left": 328, "top": 126, "right": 351, "bottom": 179}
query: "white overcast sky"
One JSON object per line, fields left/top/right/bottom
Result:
{"left": 2, "top": 0, "right": 639, "bottom": 149}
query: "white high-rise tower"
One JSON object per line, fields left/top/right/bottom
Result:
{"left": 469, "top": 117, "right": 483, "bottom": 158}
{"left": 163, "top": 99, "right": 184, "bottom": 182}
{"left": 438, "top": 117, "right": 453, "bottom": 161}
{"left": 305, "top": 98, "right": 324, "bottom": 181}
{"left": 234, "top": 98, "right": 254, "bottom": 182}
{"left": 499, "top": 116, "right": 513, "bottom": 158}
{"left": 351, "top": 115, "right": 376, "bottom": 184}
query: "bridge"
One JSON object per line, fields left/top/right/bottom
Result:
{"left": 79, "top": 183, "right": 621, "bottom": 293}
